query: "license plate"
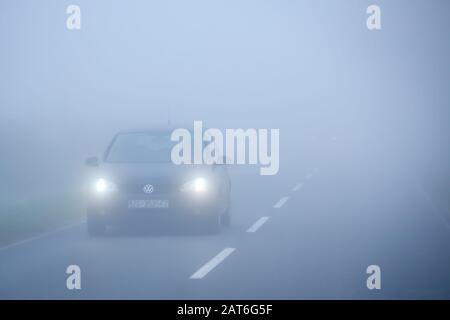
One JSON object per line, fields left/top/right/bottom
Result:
{"left": 128, "top": 199, "right": 169, "bottom": 209}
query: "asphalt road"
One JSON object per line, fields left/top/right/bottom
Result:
{"left": 1, "top": 137, "right": 450, "bottom": 299}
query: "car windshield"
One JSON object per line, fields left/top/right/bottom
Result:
{"left": 105, "top": 132, "right": 174, "bottom": 163}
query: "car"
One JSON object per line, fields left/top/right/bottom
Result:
{"left": 84, "top": 127, "right": 231, "bottom": 236}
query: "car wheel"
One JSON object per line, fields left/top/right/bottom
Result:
{"left": 87, "top": 210, "right": 107, "bottom": 236}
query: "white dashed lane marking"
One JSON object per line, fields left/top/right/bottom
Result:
{"left": 273, "top": 196, "right": 289, "bottom": 209}
{"left": 246, "top": 217, "right": 270, "bottom": 233}
{"left": 190, "top": 248, "right": 236, "bottom": 279}
{"left": 191, "top": 169, "right": 320, "bottom": 279}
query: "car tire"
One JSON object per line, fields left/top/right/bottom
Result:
{"left": 87, "top": 210, "right": 107, "bottom": 236}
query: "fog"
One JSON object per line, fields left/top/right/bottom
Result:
{"left": 0, "top": 1, "right": 448, "bottom": 199}
{"left": 0, "top": 0, "right": 450, "bottom": 299}
{"left": 0, "top": 1, "right": 448, "bottom": 196}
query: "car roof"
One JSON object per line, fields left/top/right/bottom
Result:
{"left": 116, "top": 124, "right": 194, "bottom": 135}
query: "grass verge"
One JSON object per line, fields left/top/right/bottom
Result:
{"left": 0, "top": 193, "right": 85, "bottom": 247}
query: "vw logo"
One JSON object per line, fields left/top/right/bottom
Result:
{"left": 143, "top": 184, "right": 154, "bottom": 194}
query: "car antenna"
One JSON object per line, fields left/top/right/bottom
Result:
{"left": 167, "top": 105, "right": 171, "bottom": 127}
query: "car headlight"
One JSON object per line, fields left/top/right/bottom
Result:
{"left": 180, "top": 177, "right": 208, "bottom": 193}
{"left": 94, "top": 178, "right": 117, "bottom": 194}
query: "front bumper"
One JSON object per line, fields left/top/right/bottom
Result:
{"left": 87, "top": 190, "right": 221, "bottom": 224}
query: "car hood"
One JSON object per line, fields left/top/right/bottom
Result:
{"left": 96, "top": 162, "right": 214, "bottom": 186}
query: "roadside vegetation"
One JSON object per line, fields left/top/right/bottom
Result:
{"left": 0, "top": 193, "right": 85, "bottom": 247}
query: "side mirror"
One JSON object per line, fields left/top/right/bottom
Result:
{"left": 85, "top": 156, "right": 99, "bottom": 167}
